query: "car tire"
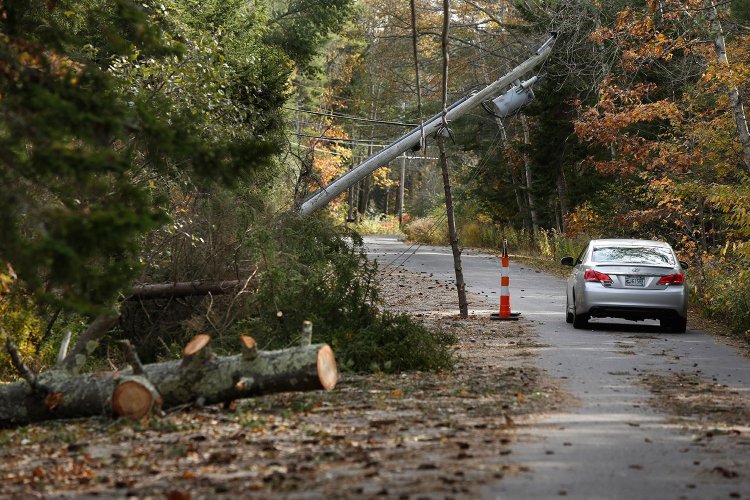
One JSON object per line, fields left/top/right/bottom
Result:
{"left": 573, "top": 313, "right": 589, "bottom": 329}
{"left": 572, "top": 302, "right": 588, "bottom": 329}
{"left": 660, "top": 316, "right": 687, "bottom": 333}
{"left": 670, "top": 316, "right": 687, "bottom": 333}
{"left": 565, "top": 297, "right": 574, "bottom": 324}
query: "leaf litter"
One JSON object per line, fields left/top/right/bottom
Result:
{"left": 640, "top": 371, "right": 750, "bottom": 483}
{"left": 0, "top": 265, "right": 565, "bottom": 498}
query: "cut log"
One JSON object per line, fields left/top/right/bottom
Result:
{"left": 112, "top": 375, "right": 162, "bottom": 419}
{"left": 240, "top": 335, "right": 257, "bottom": 360}
{"left": 182, "top": 333, "right": 212, "bottom": 369}
{"left": 0, "top": 334, "right": 338, "bottom": 426}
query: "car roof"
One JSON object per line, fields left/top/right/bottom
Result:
{"left": 589, "top": 238, "right": 671, "bottom": 248}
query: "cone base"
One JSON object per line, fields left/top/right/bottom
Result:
{"left": 490, "top": 312, "right": 521, "bottom": 321}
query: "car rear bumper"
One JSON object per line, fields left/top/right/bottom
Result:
{"left": 578, "top": 283, "right": 687, "bottom": 320}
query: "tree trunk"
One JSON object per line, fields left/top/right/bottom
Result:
{"left": 437, "top": 135, "right": 469, "bottom": 318}
{"left": 1, "top": 334, "right": 337, "bottom": 426}
{"left": 358, "top": 175, "right": 371, "bottom": 215}
{"left": 437, "top": 0, "right": 468, "bottom": 318}
{"left": 358, "top": 144, "right": 374, "bottom": 215}
{"left": 557, "top": 167, "right": 569, "bottom": 233}
{"left": 495, "top": 118, "right": 530, "bottom": 229}
{"left": 398, "top": 154, "right": 406, "bottom": 227}
{"left": 707, "top": 0, "right": 750, "bottom": 173}
{"left": 519, "top": 114, "right": 539, "bottom": 235}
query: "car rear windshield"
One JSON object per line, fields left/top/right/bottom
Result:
{"left": 591, "top": 246, "right": 674, "bottom": 265}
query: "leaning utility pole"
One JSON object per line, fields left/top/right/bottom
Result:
{"left": 297, "top": 34, "right": 556, "bottom": 216}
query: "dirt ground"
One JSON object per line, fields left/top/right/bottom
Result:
{"left": 0, "top": 267, "right": 566, "bottom": 499}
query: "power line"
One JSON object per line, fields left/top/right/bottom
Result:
{"left": 285, "top": 106, "right": 420, "bottom": 127}
{"left": 291, "top": 132, "right": 393, "bottom": 147}
{"left": 290, "top": 142, "right": 441, "bottom": 163}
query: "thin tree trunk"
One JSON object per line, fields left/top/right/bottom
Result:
{"left": 698, "top": 199, "right": 708, "bottom": 254}
{"left": 347, "top": 128, "right": 357, "bottom": 222}
{"left": 398, "top": 154, "right": 406, "bottom": 226}
{"left": 438, "top": 136, "right": 469, "bottom": 317}
{"left": 358, "top": 144, "right": 374, "bottom": 216}
{"left": 557, "top": 167, "right": 569, "bottom": 233}
{"left": 519, "top": 114, "right": 538, "bottom": 235}
{"left": 495, "top": 118, "right": 529, "bottom": 228}
{"left": 707, "top": 0, "right": 750, "bottom": 173}
{"left": 438, "top": 0, "right": 468, "bottom": 318}
{"left": 409, "top": 0, "right": 426, "bottom": 153}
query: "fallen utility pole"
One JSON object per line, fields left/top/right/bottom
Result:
{"left": 297, "top": 34, "right": 557, "bottom": 216}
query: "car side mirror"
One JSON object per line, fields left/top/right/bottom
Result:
{"left": 679, "top": 260, "right": 690, "bottom": 270}
{"left": 560, "top": 256, "right": 575, "bottom": 267}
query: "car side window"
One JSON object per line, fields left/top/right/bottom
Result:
{"left": 574, "top": 246, "right": 587, "bottom": 266}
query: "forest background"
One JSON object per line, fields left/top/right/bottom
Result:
{"left": 1, "top": 0, "right": 749, "bottom": 380}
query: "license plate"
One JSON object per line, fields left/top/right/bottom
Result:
{"left": 625, "top": 276, "right": 645, "bottom": 287}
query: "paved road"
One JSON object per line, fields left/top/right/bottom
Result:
{"left": 365, "top": 236, "right": 750, "bottom": 500}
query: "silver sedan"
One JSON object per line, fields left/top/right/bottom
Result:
{"left": 560, "top": 239, "right": 689, "bottom": 332}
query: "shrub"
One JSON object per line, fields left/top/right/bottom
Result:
{"left": 403, "top": 216, "right": 449, "bottom": 245}
{"left": 349, "top": 215, "right": 405, "bottom": 236}
{"left": 229, "top": 215, "right": 456, "bottom": 373}
{"left": 330, "top": 311, "right": 456, "bottom": 373}
{"left": 696, "top": 256, "right": 750, "bottom": 340}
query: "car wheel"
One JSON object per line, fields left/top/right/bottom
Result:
{"left": 573, "top": 313, "right": 589, "bottom": 329}
{"left": 670, "top": 316, "right": 687, "bottom": 333}
{"left": 660, "top": 316, "right": 687, "bottom": 333}
{"left": 565, "top": 297, "right": 574, "bottom": 324}
{"left": 572, "top": 302, "right": 588, "bottom": 329}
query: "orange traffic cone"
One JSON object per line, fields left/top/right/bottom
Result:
{"left": 491, "top": 239, "right": 520, "bottom": 321}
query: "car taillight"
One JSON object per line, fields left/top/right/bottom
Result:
{"left": 658, "top": 273, "right": 684, "bottom": 285}
{"left": 584, "top": 269, "right": 613, "bottom": 285}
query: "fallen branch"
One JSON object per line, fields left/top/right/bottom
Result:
{"left": 59, "top": 278, "right": 258, "bottom": 372}
{"left": 128, "top": 280, "right": 250, "bottom": 300}
{"left": 5, "top": 338, "right": 38, "bottom": 391}
{"left": 1, "top": 332, "right": 337, "bottom": 426}
{"left": 118, "top": 339, "right": 145, "bottom": 375}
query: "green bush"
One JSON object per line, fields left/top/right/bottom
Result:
{"left": 696, "top": 257, "right": 750, "bottom": 340}
{"left": 229, "top": 215, "right": 456, "bottom": 373}
{"left": 330, "top": 311, "right": 456, "bottom": 373}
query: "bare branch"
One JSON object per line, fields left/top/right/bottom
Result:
{"left": 5, "top": 337, "right": 38, "bottom": 390}
{"left": 60, "top": 314, "right": 120, "bottom": 371}
{"left": 118, "top": 340, "right": 145, "bottom": 375}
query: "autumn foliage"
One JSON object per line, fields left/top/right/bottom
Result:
{"left": 571, "top": 1, "right": 750, "bottom": 336}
